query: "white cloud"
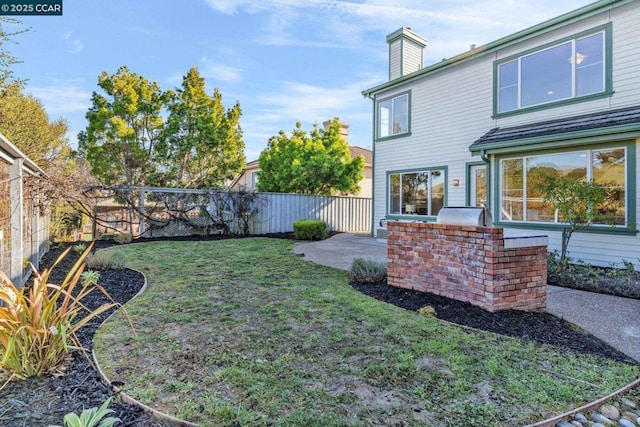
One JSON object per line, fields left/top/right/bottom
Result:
{"left": 70, "top": 40, "right": 84, "bottom": 53}
{"left": 61, "top": 31, "right": 84, "bottom": 53}
{"left": 204, "top": 0, "right": 305, "bottom": 15}
{"left": 200, "top": 57, "right": 243, "bottom": 82}
{"left": 246, "top": 74, "right": 378, "bottom": 134}
{"left": 256, "top": 81, "right": 359, "bottom": 124}
{"left": 204, "top": 0, "right": 592, "bottom": 59}
{"left": 25, "top": 80, "right": 92, "bottom": 149}
{"left": 27, "top": 80, "right": 91, "bottom": 116}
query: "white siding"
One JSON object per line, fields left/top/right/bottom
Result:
{"left": 374, "top": 55, "right": 495, "bottom": 227}
{"left": 389, "top": 41, "right": 402, "bottom": 80}
{"left": 402, "top": 40, "right": 423, "bottom": 75}
{"left": 610, "top": 2, "right": 640, "bottom": 108}
{"left": 373, "top": 1, "right": 640, "bottom": 266}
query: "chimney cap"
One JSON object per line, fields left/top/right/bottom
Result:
{"left": 386, "top": 27, "right": 427, "bottom": 47}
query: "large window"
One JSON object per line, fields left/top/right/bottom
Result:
{"left": 389, "top": 168, "right": 446, "bottom": 217}
{"left": 497, "top": 27, "right": 608, "bottom": 114}
{"left": 499, "top": 147, "right": 626, "bottom": 225}
{"left": 378, "top": 92, "right": 409, "bottom": 139}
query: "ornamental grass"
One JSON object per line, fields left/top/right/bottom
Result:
{"left": 0, "top": 244, "right": 123, "bottom": 387}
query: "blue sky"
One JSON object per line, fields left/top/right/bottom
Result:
{"left": 6, "top": 0, "right": 592, "bottom": 161}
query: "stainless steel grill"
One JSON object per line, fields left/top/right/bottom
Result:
{"left": 436, "top": 207, "right": 492, "bottom": 227}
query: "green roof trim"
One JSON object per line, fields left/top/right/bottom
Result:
{"left": 362, "top": 0, "right": 631, "bottom": 97}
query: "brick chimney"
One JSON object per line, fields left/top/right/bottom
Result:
{"left": 386, "top": 27, "right": 427, "bottom": 80}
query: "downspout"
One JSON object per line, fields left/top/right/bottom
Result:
{"left": 480, "top": 149, "right": 489, "bottom": 163}
{"left": 365, "top": 92, "right": 376, "bottom": 237}
{"left": 479, "top": 149, "right": 492, "bottom": 222}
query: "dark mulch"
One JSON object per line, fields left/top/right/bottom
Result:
{"left": 0, "top": 245, "right": 171, "bottom": 426}
{"left": 350, "top": 281, "right": 637, "bottom": 365}
{"left": 0, "top": 233, "right": 297, "bottom": 427}
{"left": 0, "top": 233, "right": 636, "bottom": 426}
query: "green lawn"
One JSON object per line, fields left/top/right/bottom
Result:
{"left": 93, "top": 239, "right": 639, "bottom": 426}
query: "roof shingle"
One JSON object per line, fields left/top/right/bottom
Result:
{"left": 470, "top": 105, "right": 640, "bottom": 150}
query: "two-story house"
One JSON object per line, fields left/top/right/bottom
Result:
{"left": 363, "top": 0, "right": 640, "bottom": 266}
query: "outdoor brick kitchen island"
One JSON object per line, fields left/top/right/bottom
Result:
{"left": 387, "top": 221, "right": 548, "bottom": 312}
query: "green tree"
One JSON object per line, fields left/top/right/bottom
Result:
{"left": 0, "top": 75, "right": 99, "bottom": 241}
{"left": 158, "top": 66, "right": 245, "bottom": 188}
{"left": 257, "top": 118, "right": 364, "bottom": 195}
{"left": 78, "top": 66, "right": 166, "bottom": 189}
{"left": 0, "top": 83, "right": 69, "bottom": 168}
{"left": 78, "top": 66, "right": 166, "bottom": 233}
{"left": 543, "top": 179, "right": 609, "bottom": 262}
{"left": 0, "top": 17, "right": 28, "bottom": 89}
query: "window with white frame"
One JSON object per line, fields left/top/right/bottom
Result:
{"left": 378, "top": 92, "right": 409, "bottom": 139}
{"left": 499, "top": 147, "right": 626, "bottom": 225}
{"left": 497, "top": 28, "right": 607, "bottom": 114}
{"left": 389, "top": 168, "right": 445, "bottom": 216}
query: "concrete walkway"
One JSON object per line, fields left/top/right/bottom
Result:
{"left": 293, "top": 233, "right": 640, "bottom": 362}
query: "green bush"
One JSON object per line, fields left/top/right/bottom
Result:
{"left": 80, "top": 270, "right": 101, "bottom": 287}
{"left": 73, "top": 243, "right": 87, "bottom": 254}
{"left": 0, "top": 244, "right": 119, "bottom": 380}
{"left": 293, "top": 220, "right": 328, "bottom": 241}
{"left": 100, "top": 233, "right": 132, "bottom": 244}
{"left": 113, "top": 233, "right": 132, "bottom": 244}
{"left": 53, "top": 396, "right": 121, "bottom": 427}
{"left": 348, "top": 258, "right": 387, "bottom": 283}
{"left": 85, "top": 250, "right": 127, "bottom": 270}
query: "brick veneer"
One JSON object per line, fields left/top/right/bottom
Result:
{"left": 387, "top": 221, "right": 547, "bottom": 312}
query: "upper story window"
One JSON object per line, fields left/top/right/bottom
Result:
{"left": 377, "top": 91, "right": 410, "bottom": 139}
{"left": 496, "top": 25, "right": 610, "bottom": 115}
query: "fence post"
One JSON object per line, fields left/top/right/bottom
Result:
{"left": 9, "top": 158, "right": 23, "bottom": 286}
{"left": 139, "top": 188, "right": 146, "bottom": 236}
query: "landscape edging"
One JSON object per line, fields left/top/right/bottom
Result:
{"left": 91, "top": 267, "right": 200, "bottom": 427}
{"left": 525, "top": 377, "right": 640, "bottom": 427}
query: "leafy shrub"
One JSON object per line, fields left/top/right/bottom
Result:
{"left": 0, "top": 244, "right": 119, "bottom": 381}
{"left": 418, "top": 306, "right": 436, "bottom": 317}
{"left": 348, "top": 258, "right": 387, "bottom": 283}
{"left": 293, "top": 220, "right": 327, "bottom": 241}
{"left": 547, "top": 250, "right": 640, "bottom": 299}
{"left": 53, "top": 396, "right": 121, "bottom": 427}
{"left": 113, "top": 233, "right": 132, "bottom": 244}
{"left": 85, "top": 250, "right": 127, "bottom": 270}
{"left": 80, "top": 270, "right": 101, "bottom": 287}
{"left": 73, "top": 243, "right": 87, "bottom": 254}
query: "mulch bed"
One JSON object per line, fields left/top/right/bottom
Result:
{"left": 0, "top": 233, "right": 636, "bottom": 426}
{"left": 350, "top": 281, "right": 637, "bottom": 364}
